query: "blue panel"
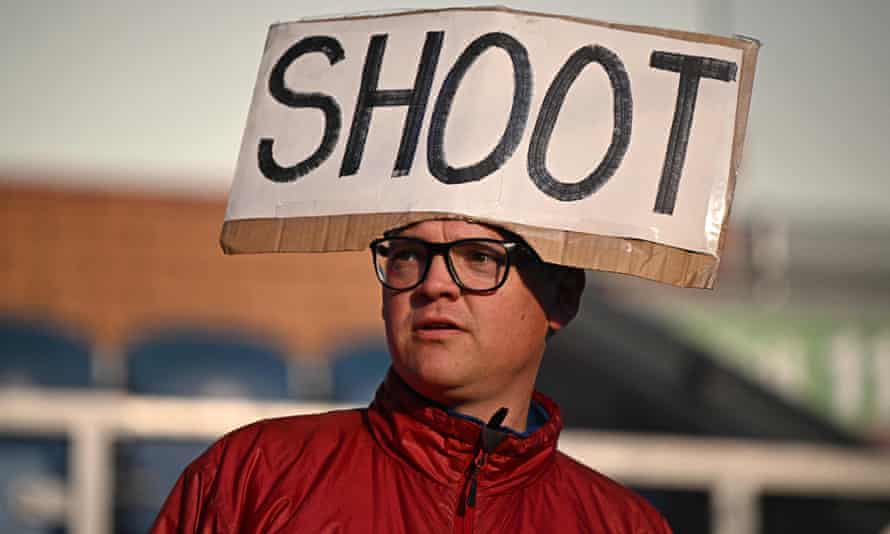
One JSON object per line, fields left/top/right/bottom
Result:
{"left": 0, "top": 318, "right": 92, "bottom": 389}
{"left": 114, "top": 440, "right": 210, "bottom": 534}
{"left": 0, "top": 437, "right": 68, "bottom": 534}
{"left": 125, "top": 327, "right": 292, "bottom": 400}
{"left": 331, "top": 339, "right": 391, "bottom": 403}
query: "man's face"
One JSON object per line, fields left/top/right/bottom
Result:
{"left": 381, "top": 219, "right": 563, "bottom": 405}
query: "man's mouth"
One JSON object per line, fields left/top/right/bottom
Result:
{"left": 419, "top": 322, "right": 456, "bottom": 329}
{"left": 413, "top": 317, "right": 463, "bottom": 334}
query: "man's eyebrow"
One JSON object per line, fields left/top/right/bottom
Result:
{"left": 382, "top": 222, "right": 417, "bottom": 237}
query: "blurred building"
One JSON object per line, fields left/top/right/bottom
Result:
{"left": 1, "top": 181, "right": 383, "bottom": 362}
{"left": 3, "top": 179, "right": 889, "bottom": 534}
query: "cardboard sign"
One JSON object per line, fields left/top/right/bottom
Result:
{"left": 221, "top": 7, "right": 759, "bottom": 288}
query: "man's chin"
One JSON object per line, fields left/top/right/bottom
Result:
{"left": 394, "top": 356, "right": 477, "bottom": 399}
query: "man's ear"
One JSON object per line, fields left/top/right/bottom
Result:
{"left": 546, "top": 267, "right": 585, "bottom": 334}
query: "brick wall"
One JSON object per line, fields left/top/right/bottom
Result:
{"left": 0, "top": 184, "right": 383, "bottom": 359}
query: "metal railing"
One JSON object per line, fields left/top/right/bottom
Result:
{"left": 1, "top": 388, "right": 889, "bottom": 534}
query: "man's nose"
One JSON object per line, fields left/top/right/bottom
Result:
{"left": 417, "top": 254, "right": 460, "bottom": 299}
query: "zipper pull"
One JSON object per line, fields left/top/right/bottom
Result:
{"left": 467, "top": 475, "right": 478, "bottom": 508}
{"left": 466, "top": 451, "right": 487, "bottom": 508}
{"left": 464, "top": 407, "right": 509, "bottom": 511}
{"left": 487, "top": 407, "right": 509, "bottom": 430}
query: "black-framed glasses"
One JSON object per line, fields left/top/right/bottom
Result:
{"left": 369, "top": 237, "right": 534, "bottom": 292}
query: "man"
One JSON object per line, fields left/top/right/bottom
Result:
{"left": 151, "top": 218, "right": 672, "bottom": 533}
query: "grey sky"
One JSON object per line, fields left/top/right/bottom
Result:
{"left": 1, "top": 1, "right": 887, "bottom": 230}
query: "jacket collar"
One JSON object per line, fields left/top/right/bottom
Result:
{"left": 366, "top": 369, "right": 563, "bottom": 495}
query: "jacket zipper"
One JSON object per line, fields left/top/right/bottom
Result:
{"left": 453, "top": 407, "right": 508, "bottom": 534}
{"left": 455, "top": 449, "right": 486, "bottom": 534}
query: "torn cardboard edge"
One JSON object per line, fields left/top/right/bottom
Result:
{"left": 292, "top": 5, "right": 754, "bottom": 52}
{"left": 222, "top": 7, "right": 760, "bottom": 290}
{"left": 717, "top": 35, "right": 760, "bottom": 262}
{"left": 221, "top": 213, "right": 719, "bottom": 289}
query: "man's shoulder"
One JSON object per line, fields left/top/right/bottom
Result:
{"left": 153, "top": 409, "right": 375, "bottom": 530}
{"left": 190, "top": 408, "right": 369, "bottom": 472}
{"left": 237, "top": 408, "right": 367, "bottom": 440}
{"left": 551, "top": 451, "right": 673, "bottom": 533}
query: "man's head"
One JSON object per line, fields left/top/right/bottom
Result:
{"left": 372, "top": 219, "right": 585, "bottom": 412}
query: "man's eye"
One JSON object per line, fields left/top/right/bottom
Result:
{"left": 388, "top": 245, "right": 425, "bottom": 263}
{"left": 458, "top": 245, "right": 505, "bottom": 268}
{"left": 468, "top": 251, "right": 496, "bottom": 264}
{"left": 392, "top": 249, "right": 419, "bottom": 262}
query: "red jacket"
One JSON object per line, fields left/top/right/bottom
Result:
{"left": 152, "top": 372, "right": 672, "bottom": 533}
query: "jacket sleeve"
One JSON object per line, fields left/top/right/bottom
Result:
{"left": 635, "top": 503, "right": 674, "bottom": 534}
{"left": 149, "top": 464, "right": 216, "bottom": 534}
{"left": 649, "top": 511, "right": 674, "bottom": 534}
{"left": 148, "top": 421, "right": 271, "bottom": 533}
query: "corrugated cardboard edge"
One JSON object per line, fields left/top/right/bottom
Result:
{"left": 222, "top": 213, "right": 717, "bottom": 289}
{"left": 221, "top": 7, "right": 761, "bottom": 290}
{"left": 713, "top": 34, "right": 760, "bottom": 288}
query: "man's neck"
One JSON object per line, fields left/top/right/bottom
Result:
{"left": 392, "top": 371, "right": 533, "bottom": 433}
{"left": 447, "top": 395, "right": 532, "bottom": 433}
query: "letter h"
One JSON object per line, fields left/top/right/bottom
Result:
{"left": 339, "top": 32, "right": 445, "bottom": 177}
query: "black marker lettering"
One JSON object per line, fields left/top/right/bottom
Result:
{"left": 340, "top": 32, "right": 444, "bottom": 177}
{"left": 428, "top": 32, "right": 532, "bottom": 184}
{"left": 258, "top": 36, "right": 345, "bottom": 183}
{"left": 528, "top": 45, "right": 632, "bottom": 201}
{"left": 650, "top": 51, "right": 737, "bottom": 214}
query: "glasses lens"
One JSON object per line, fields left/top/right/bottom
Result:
{"left": 449, "top": 240, "right": 509, "bottom": 291}
{"left": 374, "top": 238, "right": 428, "bottom": 289}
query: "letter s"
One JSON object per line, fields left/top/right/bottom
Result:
{"left": 258, "top": 36, "right": 345, "bottom": 183}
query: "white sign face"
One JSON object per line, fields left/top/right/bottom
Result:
{"left": 223, "top": 8, "right": 759, "bottom": 288}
